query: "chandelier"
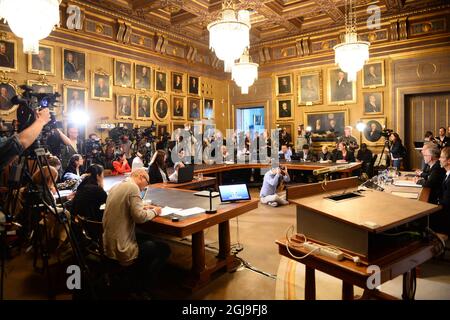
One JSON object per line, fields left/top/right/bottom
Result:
{"left": 333, "top": 0, "right": 369, "bottom": 82}
{"left": 207, "top": 0, "right": 250, "bottom": 72}
{"left": 0, "top": 0, "right": 61, "bottom": 54}
{"left": 231, "top": 49, "right": 258, "bottom": 94}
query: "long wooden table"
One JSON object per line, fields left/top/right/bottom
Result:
{"left": 140, "top": 187, "right": 258, "bottom": 289}
{"left": 152, "top": 176, "right": 216, "bottom": 190}
{"left": 282, "top": 177, "right": 441, "bottom": 300}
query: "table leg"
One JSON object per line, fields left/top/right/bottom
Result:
{"left": 305, "top": 266, "right": 316, "bottom": 300}
{"left": 342, "top": 282, "right": 354, "bottom": 300}
{"left": 191, "top": 231, "right": 206, "bottom": 277}
{"left": 218, "top": 221, "right": 234, "bottom": 271}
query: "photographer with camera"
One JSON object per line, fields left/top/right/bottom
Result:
{"left": 85, "top": 133, "right": 105, "bottom": 168}
{"left": 0, "top": 108, "right": 51, "bottom": 171}
{"left": 260, "top": 165, "right": 290, "bottom": 207}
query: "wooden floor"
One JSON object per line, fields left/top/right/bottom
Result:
{"left": 2, "top": 189, "right": 450, "bottom": 300}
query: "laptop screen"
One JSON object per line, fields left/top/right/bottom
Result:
{"left": 219, "top": 184, "right": 251, "bottom": 202}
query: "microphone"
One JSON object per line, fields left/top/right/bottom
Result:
{"left": 313, "top": 164, "right": 351, "bottom": 176}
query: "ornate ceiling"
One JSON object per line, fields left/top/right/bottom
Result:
{"left": 87, "top": 0, "right": 445, "bottom": 45}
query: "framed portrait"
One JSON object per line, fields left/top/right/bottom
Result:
{"left": 187, "top": 97, "right": 201, "bottom": 121}
{"left": 253, "top": 114, "right": 262, "bottom": 126}
{"left": 0, "top": 39, "right": 17, "bottom": 72}
{"left": 304, "top": 110, "right": 348, "bottom": 142}
{"left": 171, "top": 72, "right": 184, "bottom": 92}
{"left": 276, "top": 123, "right": 294, "bottom": 141}
{"left": 154, "top": 97, "right": 169, "bottom": 121}
{"left": 298, "top": 70, "right": 322, "bottom": 105}
{"left": 327, "top": 68, "right": 356, "bottom": 105}
{"left": 171, "top": 122, "right": 185, "bottom": 138}
{"left": 116, "top": 95, "right": 133, "bottom": 120}
{"left": 28, "top": 45, "right": 54, "bottom": 75}
{"left": 0, "top": 78, "right": 19, "bottom": 115}
{"left": 135, "top": 64, "right": 151, "bottom": 90}
{"left": 362, "top": 117, "right": 386, "bottom": 145}
{"left": 171, "top": 95, "right": 185, "bottom": 120}
{"left": 27, "top": 80, "right": 57, "bottom": 94}
{"left": 62, "top": 48, "right": 86, "bottom": 82}
{"left": 136, "top": 94, "right": 152, "bottom": 120}
{"left": 363, "top": 60, "right": 385, "bottom": 88}
{"left": 155, "top": 71, "right": 167, "bottom": 92}
{"left": 203, "top": 98, "right": 214, "bottom": 119}
{"left": 363, "top": 92, "right": 383, "bottom": 115}
{"left": 157, "top": 124, "right": 168, "bottom": 139}
{"left": 118, "top": 122, "right": 134, "bottom": 130}
{"left": 63, "top": 86, "right": 87, "bottom": 114}
{"left": 91, "top": 70, "right": 112, "bottom": 101}
{"left": 188, "top": 75, "right": 199, "bottom": 95}
{"left": 114, "top": 59, "right": 133, "bottom": 88}
{"left": 204, "top": 123, "right": 216, "bottom": 134}
{"left": 276, "top": 99, "right": 293, "bottom": 120}
{"left": 276, "top": 74, "right": 292, "bottom": 95}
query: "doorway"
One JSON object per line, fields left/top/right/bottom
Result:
{"left": 235, "top": 106, "right": 265, "bottom": 132}
{"left": 404, "top": 92, "right": 450, "bottom": 170}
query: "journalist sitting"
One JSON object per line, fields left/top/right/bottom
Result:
{"left": 430, "top": 147, "right": 450, "bottom": 235}
{"left": 62, "top": 154, "right": 85, "bottom": 181}
{"left": 72, "top": 164, "right": 107, "bottom": 222}
{"left": 260, "top": 166, "right": 290, "bottom": 207}
{"left": 318, "top": 145, "right": 332, "bottom": 161}
{"left": 414, "top": 143, "right": 445, "bottom": 204}
{"left": 102, "top": 169, "right": 170, "bottom": 295}
{"left": 132, "top": 151, "right": 144, "bottom": 171}
{"left": 356, "top": 143, "right": 373, "bottom": 175}
{"left": 0, "top": 108, "right": 50, "bottom": 171}
{"left": 333, "top": 142, "right": 356, "bottom": 163}
{"left": 278, "top": 144, "right": 292, "bottom": 161}
{"left": 298, "top": 144, "right": 316, "bottom": 162}
{"left": 148, "top": 150, "right": 169, "bottom": 184}
{"left": 112, "top": 152, "right": 131, "bottom": 175}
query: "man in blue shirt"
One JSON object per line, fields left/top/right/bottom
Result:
{"left": 260, "top": 166, "right": 290, "bottom": 207}
{"left": 278, "top": 144, "right": 292, "bottom": 161}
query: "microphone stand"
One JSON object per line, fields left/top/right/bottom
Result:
{"left": 205, "top": 188, "right": 217, "bottom": 214}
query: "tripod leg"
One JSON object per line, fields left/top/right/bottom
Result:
{"left": 1, "top": 231, "right": 5, "bottom": 300}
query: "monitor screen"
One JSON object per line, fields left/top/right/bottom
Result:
{"left": 219, "top": 184, "right": 251, "bottom": 202}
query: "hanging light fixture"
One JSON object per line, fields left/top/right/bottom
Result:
{"left": 0, "top": 0, "right": 61, "bottom": 54}
{"left": 207, "top": 0, "right": 251, "bottom": 72}
{"left": 231, "top": 48, "right": 258, "bottom": 94}
{"left": 333, "top": 0, "right": 369, "bottom": 82}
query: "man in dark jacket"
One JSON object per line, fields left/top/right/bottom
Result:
{"left": 416, "top": 143, "right": 446, "bottom": 204}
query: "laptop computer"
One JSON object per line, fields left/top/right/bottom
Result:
{"left": 171, "top": 164, "right": 194, "bottom": 183}
{"left": 218, "top": 184, "right": 251, "bottom": 203}
{"left": 414, "top": 141, "right": 424, "bottom": 148}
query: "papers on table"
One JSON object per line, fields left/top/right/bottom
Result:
{"left": 159, "top": 206, "right": 206, "bottom": 217}
{"left": 160, "top": 206, "right": 182, "bottom": 216}
{"left": 393, "top": 180, "right": 422, "bottom": 188}
{"left": 391, "top": 191, "right": 419, "bottom": 199}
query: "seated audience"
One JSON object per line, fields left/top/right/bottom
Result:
{"left": 260, "top": 166, "right": 290, "bottom": 207}
{"left": 278, "top": 144, "right": 292, "bottom": 161}
{"left": 298, "top": 144, "right": 315, "bottom": 162}
{"left": 148, "top": 150, "right": 169, "bottom": 184}
{"left": 424, "top": 131, "right": 436, "bottom": 144}
{"left": 102, "top": 169, "right": 170, "bottom": 294}
{"left": 169, "top": 161, "right": 185, "bottom": 182}
{"left": 318, "top": 145, "right": 332, "bottom": 161}
{"left": 112, "top": 152, "right": 131, "bottom": 175}
{"left": 431, "top": 147, "right": 450, "bottom": 234}
{"left": 62, "top": 154, "right": 85, "bottom": 181}
{"left": 132, "top": 152, "right": 144, "bottom": 171}
{"left": 357, "top": 143, "right": 373, "bottom": 175}
{"left": 72, "top": 164, "right": 107, "bottom": 221}
{"left": 333, "top": 142, "right": 356, "bottom": 163}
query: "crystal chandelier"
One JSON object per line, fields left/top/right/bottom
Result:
{"left": 207, "top": 0, "right": 250, "bottom": 72}
{"left": 232, "top": 49, "right": 258, "bottom": 94}
{"left": 0, "top": 0, "right": 61, "bottom": 54}
{"left": 333, "top": 0, "right": 369, "bottom": 82}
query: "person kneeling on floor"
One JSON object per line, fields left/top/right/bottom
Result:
{"left": 260, "top": 165, "right": 290, "bottom": 207}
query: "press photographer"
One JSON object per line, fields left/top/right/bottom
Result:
{"left": 85, "top": 133, "right": 105, "bottom": 168}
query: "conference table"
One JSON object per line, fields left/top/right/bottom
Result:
{"left": 103, "top": 175, "right": 258, "bottom": 289}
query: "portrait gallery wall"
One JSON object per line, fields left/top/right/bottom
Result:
{"left": 272, "top": 59, "right": 388, "bottom": 148}
{"left": 0, "top": 33, "right": 221, "bottom": 136}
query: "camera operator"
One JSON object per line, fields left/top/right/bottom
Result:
{"left": 85, "top": 133, "right": 105, "bottom": 167}
{"left": 0, "top": 108, "right": 51, "bottom": 171}
{"left": 119, "top": 133, "right": 133, "bottom": 166}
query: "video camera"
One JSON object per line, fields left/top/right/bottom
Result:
{"left": 85, "top": 136, "right": 102, "bottom": 156}
{"left": 380, "top": 128, "right": 394, "bottom": 138}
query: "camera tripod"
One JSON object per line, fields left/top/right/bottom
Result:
{"left": 375, "top": 138, "right": 391, "bottom": 169}
{"left": 1, "top": 148, "right": 95, "bottom": 300}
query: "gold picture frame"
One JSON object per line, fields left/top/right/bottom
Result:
{"left": 0, "top": 38, "right": 18, "bottom": 72}
{"left": 63, "top": 85, "right": 88, "bottom": 114}
{"left": 327, "top": 67, "right": 357, "bottom": 105}
{"left": 363, "top": 92, "right": 384, "bottom": 115}
{"left": 276, "top": 98, "right": 293, "bottom": 121}
{"left": 187, "top": 97, "right": 201, "bottom": 121}
{"left": 276, "top": 122, "right": 294, "bottom": 140}
{"left": 28, "top": 44, "right": 55, "bottom": 76}
{"left": 135, "top": 94, "right": 152, "bottom": 120}
{"left": 154, "top": 97, "right": 169, "bottom": 121}
{"left": 361, "top": 117, "right": 386, "bottom": 146}
{"left": 27, "top": 79, "right": 58, "bottom": 94}
{"left": 275, "top": 73, "right": 293, "bottom": 96}
{"left": 157, "top": 124, "right": 169, "bottom": 139}
{"left": 298, "top": 70, "right": 323, "bottom": 105}
{"left": 188, "top": 75, "right": 199, "bottom": 95}
{"left": 116, "top": 94, "right": 133, "bottom": 120}
{"left": 304, "top": 109, "right": 349, "bottom": 142}
{"left": 203, "top": 98, "right": 214, "bottom": 119}
{"left": 171, "top": 121, "right": 186, "bottom": 138}
{"left": 62, "top": 48, "right": 86, "bottom": 82}
{"left": 0, "top": 75, "right": 19, "bottom": 115}
{"left": 171, "top": 95, "right": 185, "bottom": 120}
{"left": 134, "top": 64, "right": 151, "bottom": 91}
{"left": 171, "top": 71, "right": 184, "bottom": 93}
{"left": 91, "top": 70, "right": 112, "bottom": 101}
{"left": 114, "top": 59, "right": 133, "bottom": 88}
{"left": 362, "top": 60, "right": 385, "bottom": 88}
{"left": 155, "top": 70, "right": 167, "bottom": 92}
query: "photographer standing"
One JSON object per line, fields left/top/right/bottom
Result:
{"left": 85, "top": 133, "right": 105, "bottom": 168}
{"left": 119, "top": 134, "right": 133, "bottom": 166}
{"left": 389, "top": 132, "right": 406, "bottom": 170}
{"left": 0, "top": 108, "right": 50, "bottom": 170}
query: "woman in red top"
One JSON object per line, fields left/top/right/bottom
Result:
{"left": 112, "top": 152, "right": 131, "bottom": 175}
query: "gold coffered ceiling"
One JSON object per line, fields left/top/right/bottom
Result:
{"left": 86, "top": 0, "right": 446, "bottom": 44}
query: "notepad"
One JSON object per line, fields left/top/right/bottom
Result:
{"left": 176, "top": 207, "right": 205, "bottom": 217}
{"left": 160, "top": 206, "right": 182, "bottom": 216}
{"left": 393, "top": 180, "right": 422, "bottom": 188}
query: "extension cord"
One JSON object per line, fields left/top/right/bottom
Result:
{"left": 302, "top": 241, "right": 344, "bottom": 261}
